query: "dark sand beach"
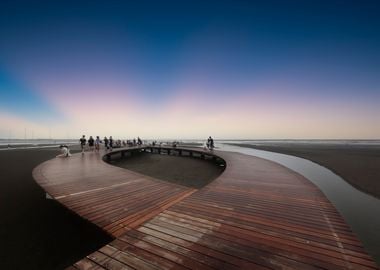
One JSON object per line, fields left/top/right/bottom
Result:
{"left": 231, "top": 143, "right": 380, "bottom": 199}
{"left": 111, "top": 151, "right": 224, "bottom": 188}
{"left": 0, "top": 147, "right": 112, "bottom": 270}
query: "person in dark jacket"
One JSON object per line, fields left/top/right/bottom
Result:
{"left": 88, "top": 136, "right": 95, "bottom": 151}
{"left": 109, "top": 136, "right": 114, "bottom": 151}
{"left": 104, "top": 136, "right": 109, "bottom": 150}
{"left": 80, "top": 135, "right": 86, "bottom": 154}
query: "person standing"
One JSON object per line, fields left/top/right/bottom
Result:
{"left": 88, "top": 136, "right": 95, "bottom": 151}
{"left": 109, "top": 136, "right": 114, "bottom": 151}
{"left": 207, "top": 136, "right": 214, "bottom": 150}
{"left": 104, "top": 136, "right": 109, "bottom": 151}
{"left": 95, "top": 136, "right": 101, "bottom": 152}
{"left": 210, "top": 136, "right": 214, "bottom": 150}
{"left": 80, "top": 135, "right": 86, "bottom": 154}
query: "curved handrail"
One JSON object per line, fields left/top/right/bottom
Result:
{"left": 103, "top": 145, "right": 226, "bottom": 166}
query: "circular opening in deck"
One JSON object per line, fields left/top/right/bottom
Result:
{"left": 105, "top": 148, "right": 226, "bottom": 188}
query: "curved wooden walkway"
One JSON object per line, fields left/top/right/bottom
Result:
{"left": 32, "top": 146, "right": 378, "bottom": 270}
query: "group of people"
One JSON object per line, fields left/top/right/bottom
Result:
{"left": 125, "top": 137, "right": 143, "bottom": 147}
{"left": 80, "top": 135, "right": 116, "bottom": 153}
{"left": 80, "top": 135, "right": 107, "bottom": 153}
{"left": 57, "top": 135, "right": 216, "bottom": 158}
{"left": 79, "top": 135, "right": 144, "bottom": 154}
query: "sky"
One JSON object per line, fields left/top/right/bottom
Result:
{"left": 0, "top": 0, "right": 379, "bottom": 139}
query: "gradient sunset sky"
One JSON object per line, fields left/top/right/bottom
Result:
{"left": 1, "top": 0, "right": 379, "bottom": 139}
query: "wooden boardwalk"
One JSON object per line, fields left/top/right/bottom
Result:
{"left": 33, "top": 146, "right": 378, "bottom": 270}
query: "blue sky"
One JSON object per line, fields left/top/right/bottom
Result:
{"left": 0, "top": 0, "right": 379, "bottom": 139}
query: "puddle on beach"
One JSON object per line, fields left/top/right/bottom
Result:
{"left": 218, "top": 143, "right": 380, "bottom": 265}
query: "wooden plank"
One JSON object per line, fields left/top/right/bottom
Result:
{"left": 163, "top": 210, "right": 368, "bottom": 255}
{"left": 144, "top": 219, "right": 349, "bottom": 270}
{"left": 124, "top": 229, "right": 244, "bottom": 270}
{"left": 110, "top": 238, "right": 188, "bottom": 270}
{"left": 88, "top": 251, "right": 134, "bottom": 270}
{"left": 170, "top": 203, "right": 363, "bottom": 246}
{"left": 136, "top": 225, "right": 256, "bottom": 268}
{"left": 118, "top": 233, "right": 218, "bottom": 270}
{"left": 73, "top": 258, "right": 105, "bottom": 270}
{"left": 150, "top": 214, "right": 374, "bottom": 268}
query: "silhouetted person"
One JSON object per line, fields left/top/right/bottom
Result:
{"left": 80, "top": 135, "right": 86, "bottom": 154}
{"left": 207, "top": 136, "right": 214, "bottom": 150}
{"left": 88, "top": 136, "right": 95, "bottom": 151}
{"left": 109, "top": 136, "right": 114, "bottom": 151}
{"left": 95, "top": 136, "right": 101, "bottom": 152}
{"left": 104, "top": 136, "right": 109, "bottom": 150}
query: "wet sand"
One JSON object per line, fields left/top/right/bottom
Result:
{"left": 111, "top": 152, "right": 224, "bottom": 188}
{"left": 231, "top": 143, "right": 380, "bottom": 199}
{"left": 0, "top": 147, "right": 112, "bottom": 270}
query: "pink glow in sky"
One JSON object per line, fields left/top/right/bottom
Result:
{"left": 1, "top": 80, "right": 378, "bottom": 140}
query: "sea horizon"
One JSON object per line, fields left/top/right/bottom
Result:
{"left": 1, "top": 138, "right": 380, "bottom": 146}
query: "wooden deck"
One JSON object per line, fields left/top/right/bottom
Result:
{"left": 32, "top": 146, "right": 378, "bottom": 270}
